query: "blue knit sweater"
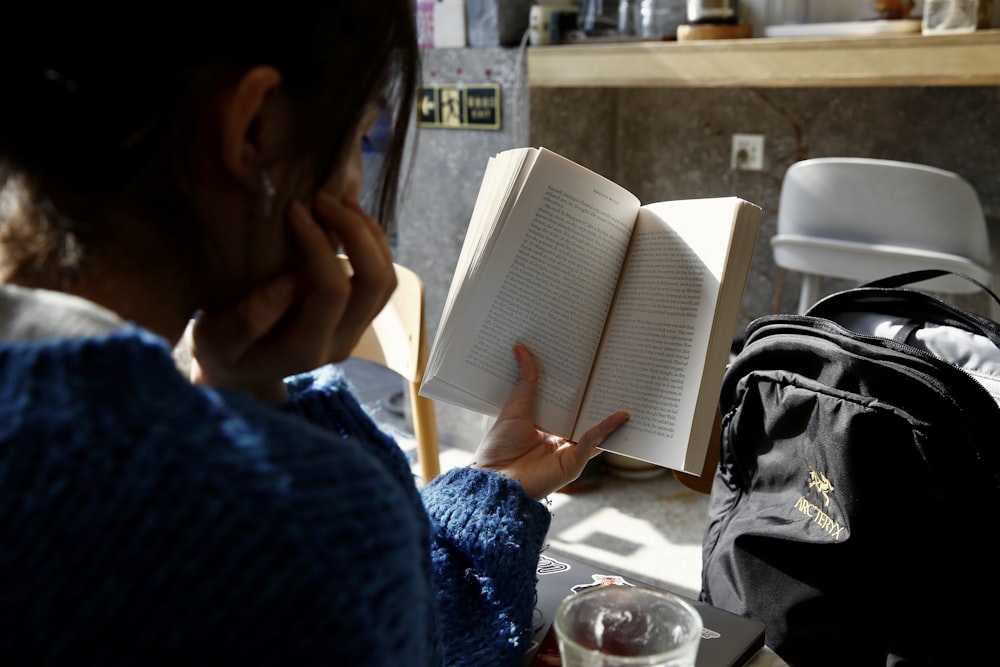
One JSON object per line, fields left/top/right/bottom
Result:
{"left": 0, "top": 286, "right": 551, "bottom": 666}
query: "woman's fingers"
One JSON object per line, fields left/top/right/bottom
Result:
{"left": 468, "top": 344, "right": 630, "bottom": 498}
{"left": 316, "top": 189, "right": 394, "bottom": 268}
{"left": 196, "top": 276, "right": 296, "bottom": 362}
{"left": 188, "top": 185, "right": 400, "bottom": 395}
{"left": 309, "top": 193, "right": 396, "bottom": 359}
{"left": 495, "top": 345, "right": 540, "bottom": 423}
{"left": 190, "top": 273, "right": 297, "bottom": 384}
{"left": 576, "top": 410, "right": 631, "bottom": 460}
{"left": 192, "top": 200, "right": 351, "bottom": 384}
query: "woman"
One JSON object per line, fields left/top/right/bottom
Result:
{"left": 0, "top": 4, "right": 628, "bottom": 666}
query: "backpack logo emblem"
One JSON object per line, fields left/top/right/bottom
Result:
{"left": 793, "top": 466, "right": 846, "bottom": 540}
{"left": 807, "top": 467, "right": 834, "bottom": 506}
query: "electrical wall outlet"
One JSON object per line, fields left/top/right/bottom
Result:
{"left": 731, "top": 134, "right": 765, "bottom": 171}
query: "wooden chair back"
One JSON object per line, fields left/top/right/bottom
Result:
{"left": 349, "top": 260, "right": 441, "bottom": 483}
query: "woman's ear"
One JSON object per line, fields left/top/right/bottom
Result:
{"left": 220, "top": 66, "right": 283, "bottom": 186}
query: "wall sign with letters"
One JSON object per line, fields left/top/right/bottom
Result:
{"left": 416, "top": 83, "right": 501, "bottom": 130}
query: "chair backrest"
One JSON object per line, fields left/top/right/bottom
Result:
{"left": 350, "top": 260, "right": 441, "bottom": 483}
{"left": 777, "top": 157, "right": 990, "bottom": 266}
{"left": 772, "top": 157, "right": 996, "bottom": 313}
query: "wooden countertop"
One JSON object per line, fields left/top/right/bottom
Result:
{"left": 526, "top": 29, "right": 1000, "bottom": 88}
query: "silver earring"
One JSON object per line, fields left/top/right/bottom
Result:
{"left": 260, "top": 171, "right": 275, "bottom": 216}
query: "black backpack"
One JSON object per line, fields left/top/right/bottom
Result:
{"left": 700, "top": 270, "right": 1000, "bottom": 667}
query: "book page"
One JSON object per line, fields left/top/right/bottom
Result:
{"left": 422, "top": 148, "right": 641, "bottom": 436}
{"left": 435, "top": 148, "right": 536, "bottom": 337}
{"left": 574, "top": 198, "right": 760, "bottom": 474}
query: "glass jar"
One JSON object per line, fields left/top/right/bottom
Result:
{"left": 978, "top": 0, "right": 995, "bottom": 27}
{"left": 922, "top": 0, "right": 980, "bottom": 34}
{"left": 581, "top": 0, "right": 621, "bottom": 35}
{"left": 872, "top": 0, "right": 916, "bottom": 19}
{"left": 687, "top": 0, "right": 739, "bottom": 23}
{"left": 640, "top": 0, "right": 687, "bottom": 38}
{"left": 619, "top": 0, "right": 641, "bottom": 34}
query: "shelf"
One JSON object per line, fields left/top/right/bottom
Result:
{"left": 526, "top": 29, "right": 1000, "bottom": 88}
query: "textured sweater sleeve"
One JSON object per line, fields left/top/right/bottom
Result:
{"left": 281, "top": 365, "right": 551, "bottom": 666}
{"left": 279, "top": 364, "right": 417, "bottom": 485}
{"left": 422, "top": 466, "right": 552, "bottom": 667}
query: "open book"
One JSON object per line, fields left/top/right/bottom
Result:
{"left": 420, "top": 147, "right": 761, "bottom": 475}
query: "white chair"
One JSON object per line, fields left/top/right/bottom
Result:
{"left": 771, "top": 157, "right": 996, "bottom": 316}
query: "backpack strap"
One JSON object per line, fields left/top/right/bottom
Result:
{"left": 891, "top": 321, "right": 922, "bottom": 346}
{"left": 807, "top": 269, "right": 1000, "bottom": 350}
{"left": 862, "top": 269, "right": 1000, "bottom": 309}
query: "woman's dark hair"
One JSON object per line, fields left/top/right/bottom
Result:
{"left": 0, "top": 3, "right": 419, "bottom": 265}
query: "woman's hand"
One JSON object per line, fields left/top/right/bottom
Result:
{"left": 471, "top": 345, "right": 630, "bottom": 500}
{"left": 187, "top": 193, "right": 396, "bottom": 402}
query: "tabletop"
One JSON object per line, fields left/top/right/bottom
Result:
{"left": 748, "top": 646, "right": 789, "bottom": 667}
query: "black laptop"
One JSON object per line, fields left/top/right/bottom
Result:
{"left": 525, "top": 549, "right": 765, "bottom": 667}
